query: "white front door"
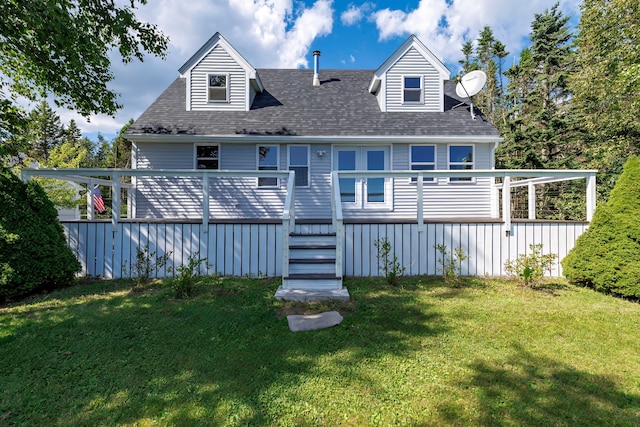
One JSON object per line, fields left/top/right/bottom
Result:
{"left": 334, "top": 146, "right": 391, "bottom": 209}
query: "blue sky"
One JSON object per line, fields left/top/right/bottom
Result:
{"left": 69, "top": 0, "right": 582, "bottom": 140}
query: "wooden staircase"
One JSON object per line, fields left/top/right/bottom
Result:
{"left": 283, "top": 232, "right": 343, "bottom": 290}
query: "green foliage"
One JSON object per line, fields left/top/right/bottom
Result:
{"left": 562, "top": 156, "right": 640, "bottom": 298}
{"left": 123, "top": 244, "right": 171, "bottom": 289}
{"left": 374, "top": 237, "right": 405, "bottom": 285}
{"left": 435, "top": 244, "right": 469, "bottom": 287}
{"left": 0, "top": 167, "right": 80, "bottom": 301}
{"left": 505, "top": 243, "right": 557, "bottom": 287}
{"left": 168, "top": 253, "right": 211, "bottom": 298}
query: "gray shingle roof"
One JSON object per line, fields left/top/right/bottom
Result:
{"left": 127, "top": 69, "right": 500, "bottom": 138}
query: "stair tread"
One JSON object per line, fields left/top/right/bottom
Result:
{"left": 290, "top": 244, "right": 336, "bottom": 249}
{"left": 285, "top": 273, "right": 342, "bottom": 280}
{"left": 290, "top": 232, "right": 336, "bottom": 237}
{"left": 289, "top": 258, "right": 336, "bottom": 264}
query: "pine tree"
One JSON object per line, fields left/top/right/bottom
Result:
{"left": 24, "top": 101, "right": 64, "bottom": 162}
{"left": 496, "top": 3, "right": 579, "bottom": 218}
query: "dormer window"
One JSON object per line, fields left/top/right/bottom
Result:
{"left": 208, "top": 74, "right": 228, "bottom": 102}
{"left": 403, "top": 76, "right": 422, "bottom": 103}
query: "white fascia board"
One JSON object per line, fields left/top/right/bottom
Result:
{"left": 372, "top": 34, "right": 451, "bottom": 81}
{"left": 178, "top": 32, "right": 260, "bottom": 84}
{"left": 368, "top": 77, "right": 381, "bottom": 94}
{"left": 126, "top": 133, "right": 504, "bottom": 145}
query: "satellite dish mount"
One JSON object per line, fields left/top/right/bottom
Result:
{"left": 453, "top": 70, "right": 487, "bottom": 120}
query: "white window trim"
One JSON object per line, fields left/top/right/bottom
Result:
{"left": 287, "top": 145, "right": 310, "bottom": 188}
{"left": 257, "top": 145, "right": 279, "bottom": 188}
{"left": 207, "top": 73, "right": 229, "bottom": 103}
{"left": 194, "top": 144, "right": 220, "bottom": 170}
{"left": 410, "top": 144, "right": 436, "bottom": 184}
{"left": 447, "top": 144, "right": 475, "bottom": 183}
{"left": 402, "top": 75, "right": 423, "bottom": 104}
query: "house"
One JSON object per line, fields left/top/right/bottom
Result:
{"left": 23, "top": 33, "right": 596, "bottom": 298}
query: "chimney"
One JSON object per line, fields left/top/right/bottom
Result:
{"left": 312, "top": 50, "right": 321, "bottom": 87}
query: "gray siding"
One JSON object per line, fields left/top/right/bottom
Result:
{"left": 190, "top": 45, "right": 247, "bottom": 111}
{"left": 133, "top": 141, "right": 495, "bottom": 220}
{"left": 385, "top": 47, "right": 441, "bottom": 112}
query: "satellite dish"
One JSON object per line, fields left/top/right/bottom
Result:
{"left": 454, "top": 70, "right": 487, "bottom": 120}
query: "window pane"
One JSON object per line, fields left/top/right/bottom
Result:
{"left": 291, "top": 166, "right": 308, "bottom": 186}
{"left": 367, "top": 178, "right": 385, "bottom": 202}
{"left": 404, "top": 90, "right": 421, "bottom": 102}
{"left": 340, "top": 178, "right": 355, "bottom": 202}
{"left": 259, "top": 146, "right": 278, "bottom": 166}
{"left": 209, "top": 88, "right": 226, "bottom": 101}
{"left": 197, "top": 160, "right": 218, "bottom": 169}
{"left": 338, "top": 151, "right": 356, "bottom": 170}
{"left": 450, "top": 146, "right": 473, "bottom": 163}
{"left": 197, "top": 146, "right": 218, "bottom": 158}
{"left": 209, "top": 75, "right": 226, "bottom": 87}
{"left": 404, "top": 77, "right": 421, "bottom": 89}
{"left": 367, "top": 150, "right": 384, "bottom": 171}
{"left": 411, "top": 146, "right": 434, "bottom": 163}
{"left": 289, "top": 146, "right": 308, "bottom": 166}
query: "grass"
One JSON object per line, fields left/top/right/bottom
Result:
{"left": 1, "top": 276, "right": 640, "bottom": 426}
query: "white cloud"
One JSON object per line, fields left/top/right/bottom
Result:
{"left": 58, "top": 0, "right": 334, "bottom": 134}
{"left": 373, "top": 0, "right": 583, "bottom": 65}
{"left": 341, "top": 2, "right": 375, "bottom": 26}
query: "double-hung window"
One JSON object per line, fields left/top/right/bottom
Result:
{"left": 410, "top": 145, "right": 435, "bottom": 182}
{"left": 196, "top": 145, "right": 219, "bottom": 169}
{"left": 403, "top": 76, "right": 422, "bottom": 103}
{"left": 207, "top": 74, "right": 228, "bottom": 102}
{"left": 448, "top": 145, "right": 474, "bottom": 182}
{"left": 288, "top": 145, "right": 309, "bottom": 187}
{"left": 258, "top": 145, "right": 279, "bottom": 187}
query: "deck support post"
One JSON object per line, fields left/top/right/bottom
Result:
{"left": 87, "top": 179, "right": 95, "bottom": 220}
{"left": 111, "top": 173, "right": 120, "bottom": 232}
{"left": 586, "top": 173, "right": 596, "bottom": 221}
{"left": 202, "top": 172, "right": 209, "bottom": 232}
{"left": 528, "top": 182, "right": 536, "bottom": 220}
{"left": 502, "top": 176, "right": 511, "bottom": 236}
{"left": 417, "top": 173, "right": 424, "bottom": 232}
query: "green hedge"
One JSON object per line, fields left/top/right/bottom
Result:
{"left": 0, "top": 168, "right": 81, "bottom": 302}
{"left": 562, "top": 156, "right": 640, "bottom": 299}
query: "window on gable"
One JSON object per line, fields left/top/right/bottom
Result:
{"left": 258, "top": 145, "right": 279, "bottom": 187}
{"left": 196, "top": 145, "right": 219, "bottom": 169}
{"left": 410, "top": 145, "right": 435, "bottom": 182}
{"left": 288, "top": 145, "right": 309, "bottom": 187}
{"left": 449, "top": 145, "right": 474, "bottom": 182}
{"left": 208, "top": 74, "right": 228, "bottom": 102}
{"left": 403, "top": 76, "right": 422, "bottom": 103}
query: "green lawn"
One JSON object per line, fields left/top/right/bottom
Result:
{"left": 1, "top": 276, "right": 639, "bottom": 426}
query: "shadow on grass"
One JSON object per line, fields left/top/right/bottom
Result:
{"left": 439, "top": 344, "right": 640, "bottom": 426}
{"left": 0, "top": 278, "right": 445, "bottom": 426}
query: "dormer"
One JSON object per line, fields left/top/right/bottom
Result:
{"left": 178, "top": 32, "right": 263, "bottom": 112}
{"left": 368, "top": 35, "right": 450, "bottom": 112}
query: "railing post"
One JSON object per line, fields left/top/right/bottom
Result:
{"left": 417, "top": 173, "right": 424, "bottom": 232}
{"left": 335, "top": 218, "right": 343, "bottom": 283}
{"left": 502, "top": 175, "right": 511, "bottom": 236}
{"left": 112, "top": 173, "right": 120, "bottom": 232}
{"left": 586, "top": 173, "right": 596, "bottom": 221}
{"left": 528, "top": 182, "right": 536, "bottom": 220}
{"left": 87, "top": 179, "right": 94, "bottom": 220}
{"left": 202, "top": 172, "right": 209, "bottom": 232}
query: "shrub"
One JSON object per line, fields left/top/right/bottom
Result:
{"left": 123, "top": 243, "right": 171, "bottom": 289}
{"left": 505, "top": 243, "right": 557, "bottom": 287}
{"left": 374, "top": 237, "right": 405, "bottom": 285}
{"left": 435, "top": 244, "right": 469, "bottom": 287}
{"left": 168, "top": 253, "right": 211, "bottom": 298}
{"left": 0, "top": 168, "right": 81, "bottom": 302}
{"left": 562, "top": 156, "right": 640, "bottom": 299}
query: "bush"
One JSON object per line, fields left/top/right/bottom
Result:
{"left": 505, "top": 243, "right": 557, "bottom": 287}
{"left": 0, "top": 168, "right": 81, "bottom": 302}
{"left": 562, "top": 156, "right": 640, "bottom": 299}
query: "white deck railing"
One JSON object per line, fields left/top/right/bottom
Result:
{"left": 333, "top": 169, "right": 596, "bottom": 235}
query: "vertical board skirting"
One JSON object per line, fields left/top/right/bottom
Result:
{"left": 60, "top": 221, "right": 587, "bottom": 279}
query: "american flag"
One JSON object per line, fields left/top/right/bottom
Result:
{"left": 93, "top": 186, "right": 106, "bottom": 214}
